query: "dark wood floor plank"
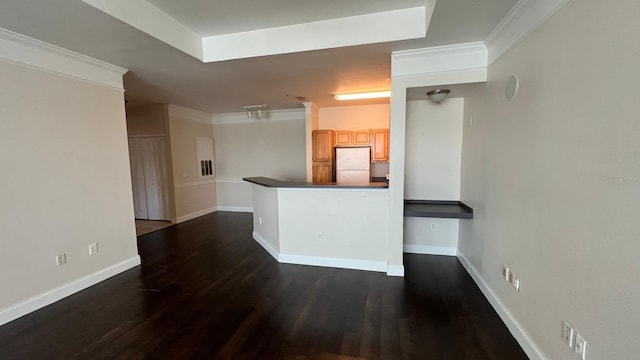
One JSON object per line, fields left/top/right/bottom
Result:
{"left": 0, "top": 212, "right": 528, "bottom": 359}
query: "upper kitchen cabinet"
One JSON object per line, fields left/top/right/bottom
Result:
{"left": 335, "top": 130, "right": 352, "bottom": 147}
{"left": 335, "top": 130, "right": 370, "bottom": 147}
{"left": 313, "top": 130, "right": 335, "bottom": 162}
{"left": 353, "top": 130, "right": 370, "bottom": 145}
{"left": 370, "top": 129, "right": 389, "bottom": 162}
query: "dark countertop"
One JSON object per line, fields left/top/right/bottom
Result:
{"left": 404, "top": 200, "right": 474, "bottom": 219}
{"left": 243, "top": 176, "right": 388, "bottom": 189}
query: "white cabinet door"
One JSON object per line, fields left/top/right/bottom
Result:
{"left": 128, "top": 138, "right": 148, "bottom": 219}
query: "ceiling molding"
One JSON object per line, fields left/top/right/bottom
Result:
{"left": 0, "top": 27, "right": 127, "bottom": 89}
{"left": 486, "top": 0, "right": 573, "bottom": 65}
{"left": 168, "top": 104, "right": 213, "bottom": 124}
{"left": 391, "top": 42, "right": 487, "bottom": 78}
{"left": 213, "top": 109, "right": 305, "bottom": 125}
{"left": 202, "top": 7, "right": 428, "bottom": 62}
{"left": 82, "top": 0, "right": 203, "bottom": 60}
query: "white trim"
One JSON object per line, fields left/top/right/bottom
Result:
{"left": 174, "top": 179, "right": 217, "bottom": 189}
{"left": 391, "top": 68, "right": 488, "bottom": 89}
{"left": 279, "top": 253, "right": 387, "bottom": 273}
{"left": 213, "top": 108, "right": 305, "bottom": 125}
{"left": 386, "top": 265, "right": 405, "bottom": 277}
{"left": 175, "top": 206, "right": 217, "bottom": 223}
{"left": 403, "top": 244, "right": 457, "bottom": 256}
{"left": 216, "top": 206, "right": 253, "bottom": 213}
{"left": 252, "top": 232, "right": 279, "bottom": 261}
{"left": 0, "top": 27, "right": 127, "bottom": 90}
{"left": 391, "top": 42, "right": 487, "bottom": 77}
{"left": 0, "top": 256, "right": 141, "bottom": 326}
{"left": 214, "top": 179, "right": 246, "bottom": 183}
{"left": 168, "top": 104, "right": 213, "bottom": 124}
{"left": 457, "top": 250, "right": 547, "bottom": 360}
{"left": 486, "top": 0, "right": 572, "bottom": 65}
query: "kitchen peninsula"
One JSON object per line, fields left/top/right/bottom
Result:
{"left": 243, "top": 176, "right": 391, "bottom": 273}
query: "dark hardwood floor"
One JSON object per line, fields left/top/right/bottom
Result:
{"left": 0, "top": 212, "right": 527, "bottom": 359}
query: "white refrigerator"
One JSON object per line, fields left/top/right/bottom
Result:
{"left": 336, "top": 147, "right": 371, "bottom": 184}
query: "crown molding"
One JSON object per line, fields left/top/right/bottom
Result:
{"left": 391, "top": 42, "right": 487, "bottom": 78}
{"left": 213, "top": 108, "right": 305, "bottom": 125}
{"left": 0, "top": 27, "right": 127, "bottom": 89}
{"left": 168, "top": 104, "right": 213, "bottom": 124}
{"left": 486, "top": 0, "right": 572, "bottom": 65}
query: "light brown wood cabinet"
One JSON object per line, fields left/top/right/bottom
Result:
{"left": 335, "top": 130, "right": 370, "bottom": 146}
{"left": 370, "top": 129, "right": 389, "bottom": 162}
{"left": 312, "top": 162, "right": 333, "bottom": 183}
{"left": 353, "top": 130, "right": 370, "bottom": 145}
{"left": 313, "top": 130, "right": 334, "bottom": 162}
{"left": 312, "top": 130, "right": 335, "bottom": 182}
{"left": 334, "top": 131, "right": 352, "bottom": 147}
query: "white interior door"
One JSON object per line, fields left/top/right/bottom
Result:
{"left": 142, "top": 137, "right": 171, "bottom": 221}
{"left": 128, "top": 138, "right": 148, "bottom": 219}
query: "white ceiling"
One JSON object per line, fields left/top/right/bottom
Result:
{"left": 0, "top": 0, "right": 519, "bottom": 114}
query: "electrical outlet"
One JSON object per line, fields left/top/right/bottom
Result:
{"left": 562, "top": 321, "right": 574, "bottom": 348}
{"left": 502, "top": 265, "right": 510, "bottom": 281}
{"left": 430, "top": 223, "right": 436, "bottom": 231}
{"left": 316, "top": 232, "right": 323, "bottom": 241}
{"left": 512, "top": 274, "right": 520, "bottom": 292}
{"left": 56, "top": 253, "right": 67, "bottom": 266}
{"left": 88, "top": 243, "right": 98, "bottom": 255}
{"left": 575, "top": 333, "right": 587, "bottom": 359}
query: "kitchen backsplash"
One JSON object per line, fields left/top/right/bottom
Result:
{"left": 371, "top": 162, "right": 389, "bottom": 177}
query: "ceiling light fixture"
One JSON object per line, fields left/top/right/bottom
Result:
{"left": 243, "top": 104, "right": 268, "bottom": 118}
{"left": 334, "top": 91, "right": 391, "bottom": 101}
{"left": 426, "top": 89, "right": 451, "bottom": 104}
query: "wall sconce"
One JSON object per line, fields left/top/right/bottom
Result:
{"left": 426, "top": 89, "right": 451, "bottom": 104}
{"left": 243, "top": 104, "right": 267, "bottom": 118}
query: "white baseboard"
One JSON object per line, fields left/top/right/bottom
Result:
{"left": 252, "top": 231, "right": 279, "bottom": 261}
{"left": 457, "top": 250, "right": 546, "bottom": 360}
{"left": 386, "top": 265, "right": 405, "bottom": 276}
{"left": 403, "top": 244, "right": 457, "bottom": 256}
{"left": 253, "top": 231, "right": 388, "bottom": 273}
{"left": 279, "top": 253, "right": 387, "bottom": 273}
{"left": 216, "top": 206, "right": 253, "bottom": 213}
{"left": 175, "top": 206, "right": 217, "bottom": 223}
{"left": 0, "top": 255, "right": 141, "bottom": 326}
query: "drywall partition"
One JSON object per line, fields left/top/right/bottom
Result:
{"left": 403, "top": 98, "right": 464, "bottom": 254}
{"left": 212, "top": 110, "right": 306, "bottom": 211}
{"left": 0, "top": 30, "right": 139, "bottom": 324}
{"left": 303, "top": 102, "right": 319, "bottom": 182}
{"left": 388, "top": 42, "right": 487, "bottom": 275}
{"left": 459, "top": 0, "right": 640, "bottom": 359}
{"left": 167, "top": 105, "right": 217, "bottom": 223}
{"left": 318, "top": 104, "right": 390, "bottom": 130}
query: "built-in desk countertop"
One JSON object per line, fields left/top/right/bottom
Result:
{"left": 243, "top": 176, "right": 388, "bottom": 189}
{"left": 404, "top": 200, "right": 474, "bottom": 219}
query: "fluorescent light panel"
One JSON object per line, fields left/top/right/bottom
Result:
{"left": 334, "top": 91, "right": 391, "bottom": 101}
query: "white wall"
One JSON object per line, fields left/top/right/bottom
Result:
{"left": 318, "top": 103, "right": 389, "bottom": 130}
{"left": 0, "top": 59, "right": 138, "bottom": 318}
{"left": 168, "top": 107, "right": 217, "bottom": 222}
{"left": 213, "top": 119, "right": 306, "bottom": 209}
{"left": 403, "top": 98, "right": 464, "bottom": 251}
{"left": 459, "top": 0, "right": 640, "bottom": 359}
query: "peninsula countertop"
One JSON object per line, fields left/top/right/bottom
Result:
{"left": 243, "top": 176, "right": 388, "bottom": 189}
